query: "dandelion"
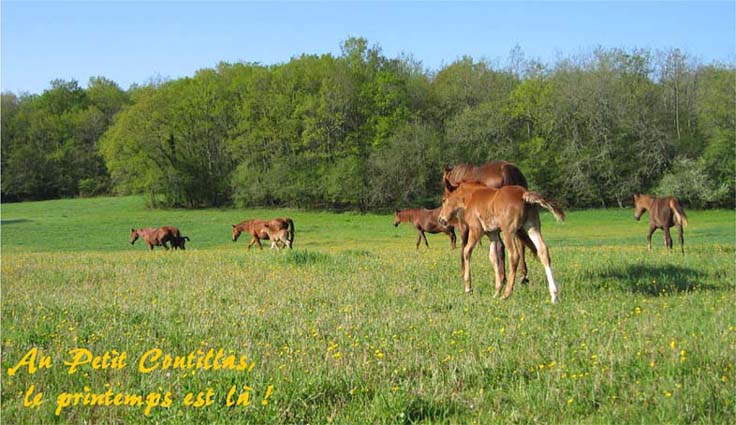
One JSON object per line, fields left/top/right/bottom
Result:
{"left": 567, "top": 398, "right": 574, "bottom": 405}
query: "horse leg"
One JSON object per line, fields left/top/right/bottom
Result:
{"left": 449, "top": 228, "right": 457, "bottom": 250}
{"left": 462, "top": 230, "right": 480, "bottom": 294}
{"left": 488, "top": 231, "right": 505, "bottom": 298}
{"left": 247, "top": 237, "right": 257, "bottom": 250}
{"left": 677, "top": 224, "right": 684, "bottom": 255}
{"left": 500, "top": 231, "right": 520, "bottom": 300}
{"left": 495, "top": 236, "right": 507, "bottom": 288}
{"left": 663, "top": 226, "right": 673, "bottom": 251}
{"left": 415, "top": 230, "right": 422, "bottom": 250}
{"left": 422, "top": 231, "right": 430, "bottom": 249}
{"left": 527, "top": 226, "right": 558, "bottom": 304}
{"left": 646, "top": 225, "right": 656, "bottom": 251}
{"left": 519, "top": 244, "right": 529, "bottom": 284}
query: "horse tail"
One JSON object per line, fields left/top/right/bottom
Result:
{"left": 670, "top": 198, "right": 688, "bottom": 227}
{"left": 286, "top": 218, "right": 295, "bottom": 243}
{"left": 503, "top": 163, "right": 528, "bottom": 189}
{"left": 523, "top": 191, "right": 565, "bottom": 222}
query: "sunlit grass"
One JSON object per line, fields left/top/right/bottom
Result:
{"left": 2, "top": 197, "right": 734, "bottom": 423}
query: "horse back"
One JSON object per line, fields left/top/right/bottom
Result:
{"left": 158, "top": 226, "right": 180, "bottom": 240}
{"left": 463, "top": 161, "right": 527, "bottom": 189}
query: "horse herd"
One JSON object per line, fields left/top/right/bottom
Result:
{"left": 131, "top": 160, "right": 689, "bottom": 304}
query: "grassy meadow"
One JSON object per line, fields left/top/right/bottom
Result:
{"left": 1, "top": 196, "right": 735, "bottom": 424}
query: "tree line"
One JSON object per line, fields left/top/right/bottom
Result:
{"left": 2, "top": 38, "right": 734, "bottom": 209}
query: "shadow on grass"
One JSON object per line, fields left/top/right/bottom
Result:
{"left": 587, "top": 264, "right": 718, "bottom": 296}
{"left": 401, "top": 397, "right": 467, "bottom": 424}
{"left": 0, "top": 219, "right": 31, "bottom": 225}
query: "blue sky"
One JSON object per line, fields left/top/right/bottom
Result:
{"left": 2, "top": 1, "right": 734, "bottom": 94}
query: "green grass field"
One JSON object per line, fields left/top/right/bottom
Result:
{"left": 2, "top": 196, "right": 735, "bottom": 424}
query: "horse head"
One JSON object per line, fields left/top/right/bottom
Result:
{"left": 393, "top": 210, "right": 401, "bottom": 227}
{"left": 633, "top": 194, "right": 648, "bottom": 221}
{"left": 438, "top": 193, "right": 464, "bottom": 227}
{"left": 130, "top": 228, "right": 140, "bottom": 245}
{"left": 231, "top": 225, "right": 241, "bottom": 242}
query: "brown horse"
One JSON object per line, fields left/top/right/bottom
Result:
{"left": 394, "top": 208, "right": 457, "bottom": 249}
{"left": 443, "top": 160, "right": 530, "bottom": 282}
{"left": 130, "top": 226, "right": 184, "bottom": 250}
{"left": 438, "top": 182, "right": 565, "bottom": 303}
{"left": 633, "top": 194, "right": 688, "bottom": 254}
{"left": 232, "top": 218, "right": 295, "bottom": 250}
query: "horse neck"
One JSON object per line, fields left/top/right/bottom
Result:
{"left": 639, "top": 195, "right": 655, "bottom": 210}
{"left": 397, "top": 209, "right": 419, "bottom": 224}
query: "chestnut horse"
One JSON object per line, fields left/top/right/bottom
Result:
{"left": 443, "top": 161, "right": 530, "bottom": 282}
{"left": 394, "top": 208, "right": 457, "bottom": 249}
{"left": 130, "top": 226, "right": 185, "bottom": 250}
{"left": 232, "top": 218, "right": 295, "bottom": 250}
{"left": 633, "top": 194, "right": 688, "bottom": 254}
{"left": 438, "top": 182, "right": 565, "bottom": 303}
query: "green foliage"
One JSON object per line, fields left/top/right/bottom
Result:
{"left": 2, "top": 78, "right": 128, "bottom": 201}
{"left": 655, "top": 157, "right": 732, "bottom": 208}
{"left": 3, "top": 42, "right": 734, "bottom": 209}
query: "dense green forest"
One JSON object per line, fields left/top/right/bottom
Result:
{"left": 2, "top": 38, "right": 734, "bottom": 209}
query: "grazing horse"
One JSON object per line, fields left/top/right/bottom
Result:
{"left": 443, "top": 160, "right": 530, "bottom": 282}
{"left": 438, "top": 182, "right": 565, "bottom": 303}
{"left": 232, "top": 218, "right": 295, "bottom": 250}
{"left": 130, "top": 226, "right": 183, "bottom": 250}
{"left": 633, "top": 194, "right": 688, "bottom": 254}
{"left": 394, "top": 208, "right": 457, "bottom": 249}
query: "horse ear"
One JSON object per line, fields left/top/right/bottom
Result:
{"left": 232, "top": 224, "right": 236, "bottom": 228}
{"left": 444, "top": 164, "right": 453, "bottom": 173}
{"left": 131, "top": 228, "right": 135, "bottom": 232}
{"left": 444, "top": 176, "right": 456, "bottom": 193}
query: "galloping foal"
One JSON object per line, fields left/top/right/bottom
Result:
{"left": 633, "top": 194, "right": 688, "bottom": 254}
{"left": 394, "top": 208, "right": 457, "bottom": 249}
{"left": 438, "top": 182, "right": 565, "bottom": 303}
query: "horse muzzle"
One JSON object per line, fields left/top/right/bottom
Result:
{"left": 438, "top": 217, "right": 448, "bottom": 226}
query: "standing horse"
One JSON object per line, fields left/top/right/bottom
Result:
{"left": 130, "top": 226, "right": 183, "bottom": 250}
{"left": 438, "top": 182, "right": 564, "bottom": 303}
{"left": 394, "top": 208, "right": 457, "bottom": 249}
{"left": 443, "top": 161, "right": 530, "bottom": 282}
{"left": 633, "top": 194, "right": 688, "bottom": 254}
{"left": 232, "top": 218, "right": 295, "bottom": 250}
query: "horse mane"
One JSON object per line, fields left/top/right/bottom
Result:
{"left": 444, "top": 164, "right": 474, "bottom": 186}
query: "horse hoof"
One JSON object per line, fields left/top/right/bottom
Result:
{"left": 521, "top": 276, "right": 529, "bottom": 285}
